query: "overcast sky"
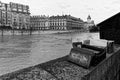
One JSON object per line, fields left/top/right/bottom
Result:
{"left": 2, "top": 0, "right": 120, "bottom": 24}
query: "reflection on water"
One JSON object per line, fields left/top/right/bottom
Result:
{"left": 0, "top": 32, "right": 99, "bottom": 75}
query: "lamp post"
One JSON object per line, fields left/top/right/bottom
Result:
{"left": 1, "top": 19, "right": 5, "bottom": 36}
{"left": 29, "top": 26, "right": 32, "bottom": 35}
{"left": 1, "top": 25, "right": 3, "bottom": 36}
{"left": 12, "top": 21, "right": 16, "bottom": 35}
{"left": 13, "top": 18, "right": 18, "bottom": 35}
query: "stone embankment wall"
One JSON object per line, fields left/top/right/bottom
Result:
{"left": 81, "top": 46, "right": 120, "bottom": 80}
{"left": 0, "top": 47, "right": 120, "bottom": 80}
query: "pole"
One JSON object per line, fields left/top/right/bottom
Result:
{"left": 12, "top": 27, "right": 14, "bottom": 36}
{"left": 30, "top": 27, "right": 32, "bottom": 35}
{"left": 21, "top": 28, "right": 23, "bottom": 35}
{"left": 1, "top": 25, "right": 3, "bottom": 36}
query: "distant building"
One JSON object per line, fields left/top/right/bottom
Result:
{"left": 6, "top": 4, "right": 12, "bottom": 27}
{"left": 30, "top": 15, "right": 84, "bottom": 30}
{"left": 0, "top": 1, "right": 30, "bottom": 29}
{"left": 84, "top": 15, "right": 95, "bottom": 28}
{"left": 50, "top": 15, "right": 84, "bottom": 30}
{"left": 0, "top": 9, "right": 2, "bottom": 26}
{"left": 10, "top": 2, "right": 30, "bottom": 29}
{"left": 30, "top": 15, "right": 50, "bottom": 30}
{"left": 0, "top": 2, "right": 7, "bottom": 27}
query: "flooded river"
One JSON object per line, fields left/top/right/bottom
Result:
{"left": 0, "top": 32, "right": 99, "bottom": 75}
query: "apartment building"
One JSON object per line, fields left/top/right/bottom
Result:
{"left": 0, "top": 1, "right": 30, "bottom": 29}
{"left": 30, "top": 15, "right": 50, "bottom": 30}
{"left": 30, "top": 15, "right": 84, "bottom": 30}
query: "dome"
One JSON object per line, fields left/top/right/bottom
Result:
{"left": 87, "top": 15, "right": 91, "bottom": 20}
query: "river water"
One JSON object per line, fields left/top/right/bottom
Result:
{"left": 0, "top": 32, "right": 99, "bottom": 75}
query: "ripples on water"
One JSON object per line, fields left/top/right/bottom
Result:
{"left": 0, "top": 32, "right": 99, "bottom": 75}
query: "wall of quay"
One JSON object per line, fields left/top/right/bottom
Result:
{"left": 81, "top": 46, "right": 120, "bottom": 80}
{"left": 0, "top": 46, "right": 120, "bottom": 80}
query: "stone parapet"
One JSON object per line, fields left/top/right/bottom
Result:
{"left": 0, "top": 46, "right": 120, "bottom": 80}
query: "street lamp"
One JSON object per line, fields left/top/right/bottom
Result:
{"left": 1, "top": 19, "right": 5, "bottom": 36}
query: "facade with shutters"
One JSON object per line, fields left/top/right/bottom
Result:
{"left": 30, "top": 15, "right": 50, "bottom": 30}
{"left": 0, "top": 1, "right": 30, "bottom": 29}
{"left": 50, "top": 15, "right": 84, "bottom": 30}
{"left": 30, "top": 15, "right": 84, "bottom": 30}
